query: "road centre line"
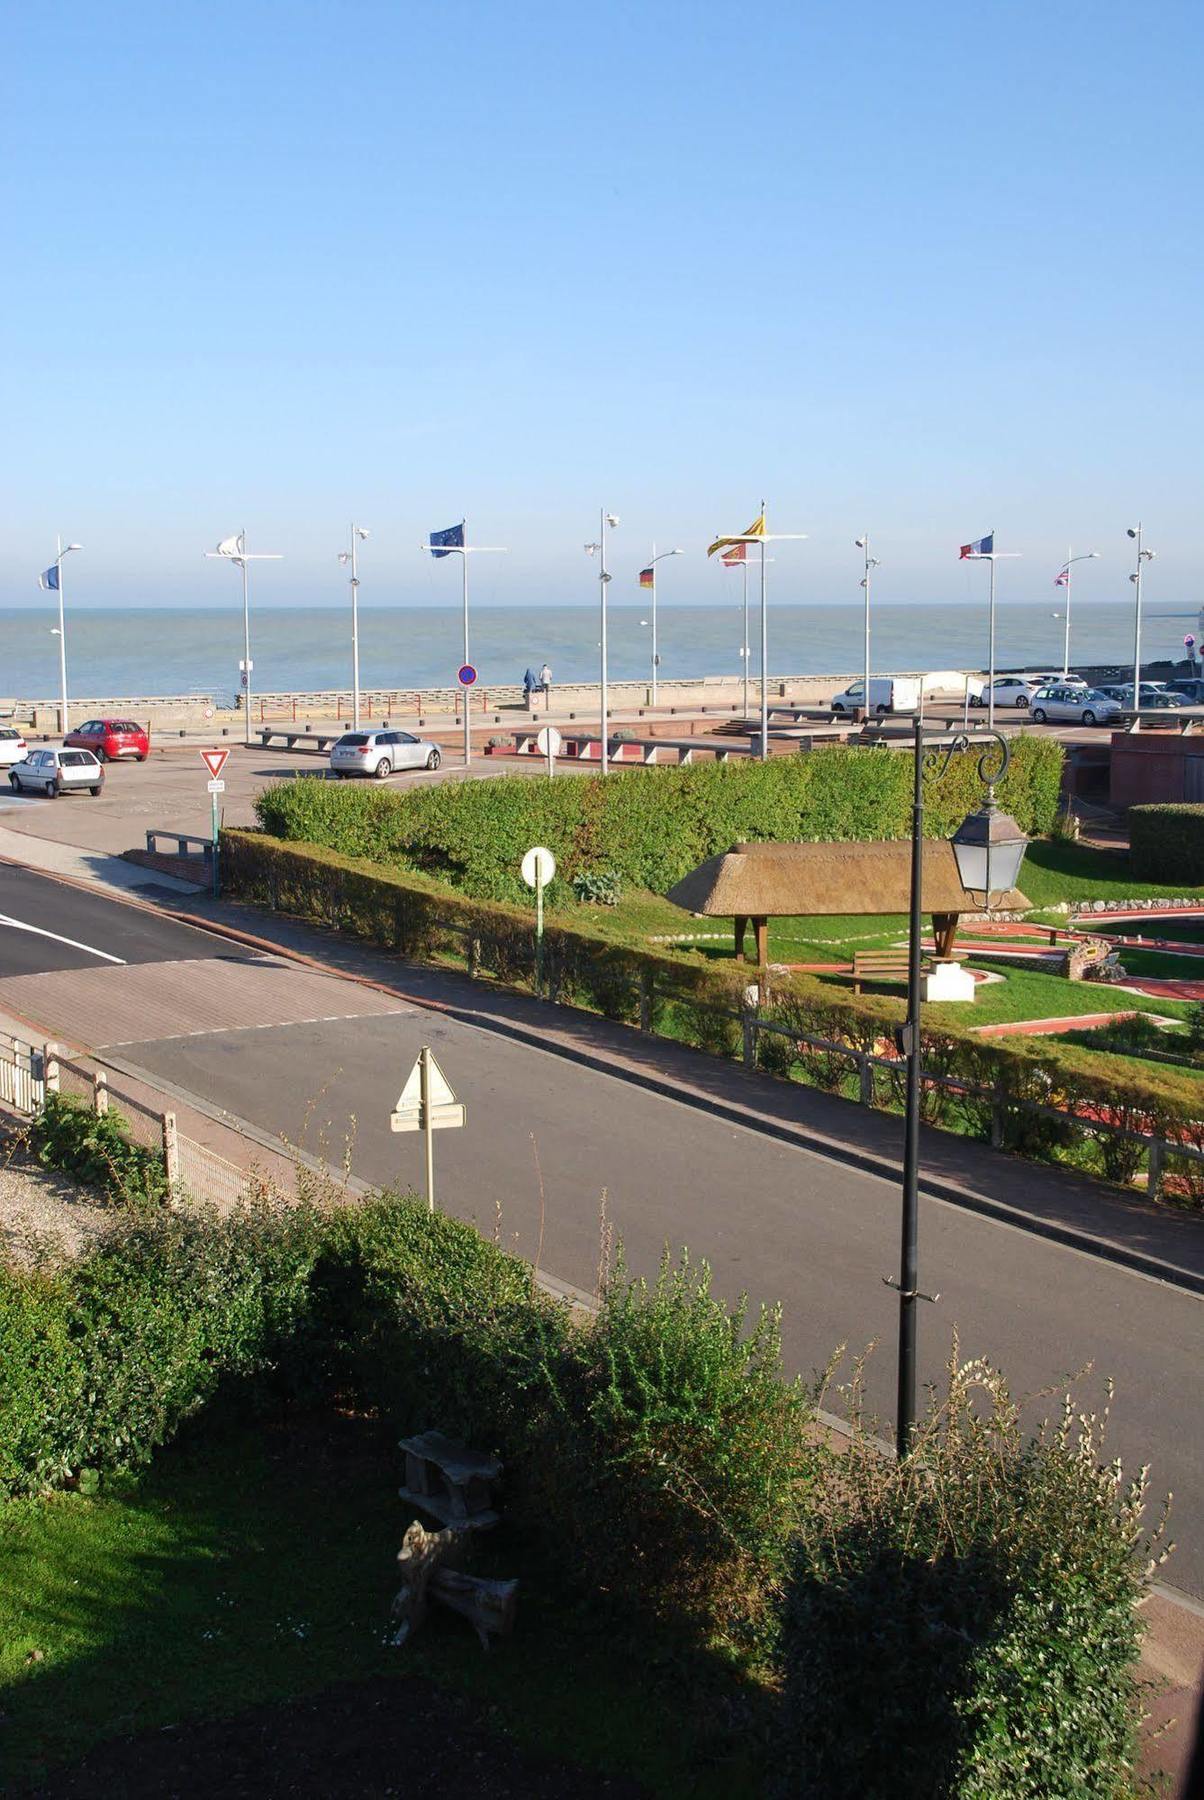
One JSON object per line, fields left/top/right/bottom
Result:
{"left": 0, "top": 912, "right": 126, "bottom": 965}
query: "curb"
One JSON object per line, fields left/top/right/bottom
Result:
{"left": 3, "top": 854, "right": 1203, "bottom": 1300}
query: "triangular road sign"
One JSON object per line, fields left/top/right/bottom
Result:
{"left": 201, "top": 748, "right": 230, "bottom": 779}
{"left": 395, "top": 1049, "right": 457, "bottom": 1113}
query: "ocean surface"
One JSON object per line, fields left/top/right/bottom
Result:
{"left": 1, "top": 600, "right": 1198, "bottom": 700}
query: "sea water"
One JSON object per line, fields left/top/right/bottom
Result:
{"left": 0, "top": 600, "right": 1196, "bottom": 700}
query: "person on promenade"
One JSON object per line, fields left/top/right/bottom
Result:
{"left": 539, "top": 662, "right": 552, "bottom": 710}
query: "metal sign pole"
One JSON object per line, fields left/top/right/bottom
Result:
{"left": 420, "top": 1045, "right": 434, "bottom": 1213}
{"left": 535, "top": 869, "right": 544, "bottom": 997}
{"left": 211, "top": 788, "right": 220, "bottom": 899}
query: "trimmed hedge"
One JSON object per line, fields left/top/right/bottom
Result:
{"left": 1130, "top": 803, "right": 1204, "bottom": 886}
{"left": 254, "top": 737, "right": 1065, "bottom": 903}
{"left": 221, "top": 831, "right": 1204, "bottom": 1204}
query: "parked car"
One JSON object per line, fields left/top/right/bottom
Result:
{"left": 9, "top": 746, "right": 104, "bottom": 796}
{"left": 829, "top": 676, "right": 922, "bottom": 715}
{"left": 0, "top": 726, "right": 28, "bottom": 766}
{"left": 1029, "top": 672, "right": 1088, "bottom": 688}
{"left": 63, "top": 717, "right": 150, "bottom": 761}
{"left": 1167, "top": 678, "right": 1204, "bottom": 703}
{"left": 1097, "top": 683, "right": 1184, "bottom": 710}
{"left": 970, "top": 676, "right": 1039, "bottom": 709}
{"left": 328, "top": 730, "right": 442, "bottom": 778}
{"left": 1029, "top": 686, "right": 1123, "bottom": 726}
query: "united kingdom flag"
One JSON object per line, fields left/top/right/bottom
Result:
{"left": 959, "top": 533, "right": 994, "bottom": 559}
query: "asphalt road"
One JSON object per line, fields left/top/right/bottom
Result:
{"left": 2, "top": 863, "right": 1202, "bottom": 1594}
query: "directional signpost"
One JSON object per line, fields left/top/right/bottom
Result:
{"left": 521, "top": 845, "right": 556, "bottom": 997}
{"left": 390, "top": 1046, "right": 464, "bottom": 1212}
{"left": 200, "top": 748, "right": 230, "bottom": 898}
{"left": 1186, "top": 633, "right": 1197, "bottom": 668}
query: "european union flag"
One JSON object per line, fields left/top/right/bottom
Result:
{"left": 429, "top": 522, "right": 465, "bottom": 558}
{"left": 38, "top": 564, "right": 59, "bottom": 591}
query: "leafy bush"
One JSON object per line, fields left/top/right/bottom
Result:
{"left": 30, "top": 1094, "right": 168, "bottom": 1207}
{"left": 776, "top": 1353, "right": 1157, "bottom": 1799}
{"left": 1129, "top": 803, "right": 1204, "bottom": 885}
{"left": 571, "top": 869, "right": 623, "bottom": 906}
{"left": 0, "top": 1205, "right": 320, "bottom": 1496}
{"left": 254, "top": 737, "right": 1065, "bottom": 904}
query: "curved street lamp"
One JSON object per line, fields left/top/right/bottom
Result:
{"left": 854, "top": 535, "right": 881, "bottom": 720}
{"left": 585, "top": 511, "right": 620, "bottom": 773}
{"left": 640, "top": 545, "right": 684, "bottom": 705}
{"left": 890, "top": 723, "right": 1029, "bottom": 1461}
{"left": 338, "top": 525, "right": 370, "bottom": 729}
{"left": 1053, "top": 548, "right": 1100, "bottom": 679}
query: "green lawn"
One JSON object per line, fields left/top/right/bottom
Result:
{"left": 1110, "top": 946, "right": 1204, "bottom": 981}
{"left": 1015, "top": 839, "right": 1204, "bottom": 908}
{"left": 920, "top": 961, "right": 1195, "bottom": 1028}
{"left": 0, "top": 1410, "right": 763, "bottom": 1796}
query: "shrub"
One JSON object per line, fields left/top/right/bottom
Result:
{"left": 0, "top": 1205, "right": 320, "bottom": 1496}
{"left": 253, "top": 737, "right": 1065, "bottom": 904}
{"left": 1129, "top": 803, "right": 1204, "bottom": 885}
{"left": 30, "top": 1094, "right": 168, "bottom": 1208}
{"left": 571, "top": 869, "right": 623, "bottom": 906}
{"left": 776, "top": 1353, "right": 1157, "bottom": 1799}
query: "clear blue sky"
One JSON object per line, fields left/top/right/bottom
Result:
{"left": 2, "top": 0, "right": 1200, "bottom": 609}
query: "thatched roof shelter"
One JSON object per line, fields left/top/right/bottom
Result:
{"left": 666, "top": 840, "right": 1029, "bottom": 964}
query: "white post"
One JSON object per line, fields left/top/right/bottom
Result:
{"left": 462, "top": 547, "right": 471, "bottom": 768}
{"left": 741, "top": 561, "right": 750, "bottom": 718}
{"left": 1131, "top": 522, "right": 1144, "bottom": 732}
{"left": 987, "top": 550, "right": 997, "bottom": 734}
{"left": 241, "top": 537, "right": 252, "bottom": 748}
{"left": 600, "top": 506, "right": 610, "bottom": 776}
{"left": 650, "top": 541, "right": 658, "bottom": 706}
{"left": 1062, "top": 544, "right": 1072, "bottom": 681}
{"left": 759, "top": 521, "right": 769, "bottom": 760}
{"left": 350, "top": 524, "right": 361, "bottom": 730}
{"left": 56, "top": 536, "right": 69, "bottom": 734}
{"left": 420, "top": 1045, "right": 434, "bottom": 1212}
{"left": 863, "top": 540, "right": 871, "bottom": 720}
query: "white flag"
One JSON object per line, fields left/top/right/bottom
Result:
{"left": 215, "top": 533, "right": 244, "bottom": 559}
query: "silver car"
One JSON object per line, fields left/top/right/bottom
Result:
{"left": 329, "top": 729, "right": 441, "bottom": 779}
{"left": 1029, "top": 686, "right": 1123, "bottom": 726}
{"left": 9, "top": 746, "right": 104, "bottom": 796}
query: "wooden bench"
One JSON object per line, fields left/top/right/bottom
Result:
{"left": 257, "top": 728, "right": 339, "bottom": 752}
{"left": 851, "top": 948, "right": 909, "bottom": 994}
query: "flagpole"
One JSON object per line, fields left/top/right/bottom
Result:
{"left": 988, "top": 543, "right": 996, "bottom": 734}
{"left": 241, "top": 534, "right": 252, "bottom": 748}
{"left": 56, "top": 535, "right": 69, "bottom": 735}
{"left": 600, "top": 506, "right": 610, "bottom": 775}
{"left": 759, "top": 503, "right": 769, "bottom": 760}
{"left": 1062, "top": 546, "right": 1071, "bottom": 681}
{"left": 351, "top": 525, "right": 362, "bottom": 731}
{"left": 742, "top": 561, "right": 750, "bottom": 718}
{"left": 462, "top": 538, "right": 471, "bottom": 768}
{"left": 649, "top": 541, "right": 657, "bottom": 706}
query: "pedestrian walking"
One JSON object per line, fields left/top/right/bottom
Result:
{"left": 539, "top": 661, "right": 552, "bottom": 710}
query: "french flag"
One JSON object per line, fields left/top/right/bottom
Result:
{"left": 959, "top": 534, "right": 994, "bottom": 559}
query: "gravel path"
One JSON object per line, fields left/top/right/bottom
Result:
{"left": 0, "top": 1138, "right": 114, "bottom": 1266}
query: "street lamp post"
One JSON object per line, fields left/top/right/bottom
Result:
{"left": 585, "top": 511, "right": 620, "bottom": 773}
{"left": 890, "top": 722, "right": 1028, "bottom": 1460}
{"left": 38, "top": 539, "right": 82, "bottom": 733}
{"left": 961, "top": 535, "right": 1022, "bottom": 732}
{"left": 854, "top": 535, "right": 881, "bottom": 719}
{"left": 338, "top": 525, "right": 370, "bottom": 729}
{"left": 204, "top": 532, "right": 283, "bottom": 747}
{"left": 1127, "top": 525, "right": 1156, "bottom": 729}
{"left": 640, "top": 544, "right": 683, "bottom": 705}
{"left": 1054, "top": 548, "right": 1100, "bottom": 680}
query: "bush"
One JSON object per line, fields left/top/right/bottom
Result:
{"left": 776, "top": 1354, "right": 1157, "bottom": 1799}
{"left": 1129, "top": 803, "right": 1204, "bottom": 885}
{"left": 30, "top": 1094, "right": 168, "bottom": 1207}
{"left": 253, "top": 738, "right": 1065, "bottom": 904}
{"left": 0, "top": 1205, "right": 320, "bottom": 1496}
{"left": 571, "top": 869, "right": 623, "bottom": 906}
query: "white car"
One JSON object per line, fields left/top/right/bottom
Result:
{"left": 970, "top": 676, "right": 1039, "bottom": 709}
{"left": 9, "top": 746, "right": 104, "bottom": 796}
{"left": 1029, "top": 686, "right": 1123, "bottom": 726}
{"left": 0, "top": 726, "right": 28, "bottom": 766}
{"left": 329, "top": 729, "right": 442, "bottom": 779}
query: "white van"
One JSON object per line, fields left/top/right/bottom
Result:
{"left": 830, "top": 676, "right": 922, "bottom": 716}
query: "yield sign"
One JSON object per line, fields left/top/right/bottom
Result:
{"left": 390, "top": 1049, "right": 465, "bottom": 1133}
{"left": 200, "top": 748, "right": 230, "bottom": 779}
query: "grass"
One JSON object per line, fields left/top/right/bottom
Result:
{"left": 1014, "top": 839, "right": 1204, "bottom": 908}
{"left": 0, "top": 1407, "right": 764, "bottom": 1797}
{"left": 918, "top": 961, "right": 1196, "bottom": 1028}
{"left": 1110, "top": 947, "right": 1204, "bottom": 981}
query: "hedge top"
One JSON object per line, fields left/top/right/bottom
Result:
{"left": 255, "top": 738, "right": 1064, "bottom": 905}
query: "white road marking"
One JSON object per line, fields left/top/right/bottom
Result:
{"left": 100, "top": 1007, "right": 407, "bottom": 1048}
{"left": 0, "top": 912, "right": 126, "bottom": 965}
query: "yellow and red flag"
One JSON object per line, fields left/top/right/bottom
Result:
{"left": 707, "top": 511, "right": 765, "bottom": 558}
{"left": 721, "top": 541, "right": 747, "bottom": 567}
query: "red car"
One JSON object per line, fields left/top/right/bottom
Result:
{"left": 63, "top": 717, "right": 150, "bottom": 762}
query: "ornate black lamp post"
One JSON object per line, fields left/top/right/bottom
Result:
{"left": 890, "top": 720, "right": 1029, "bottom": 1461}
